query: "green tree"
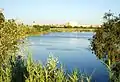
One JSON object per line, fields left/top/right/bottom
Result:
{"left": 0, "top": 14, "right": 26, "bottom": 63}
{"left": 91, "top": 11, "right": 120, "bottom": 82}
{"left": 0, "top": 12, "right": 5, "bottom": 24}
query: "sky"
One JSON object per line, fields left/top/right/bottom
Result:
{"left": 0, "top": 0, "right": 120, "bottom": 25}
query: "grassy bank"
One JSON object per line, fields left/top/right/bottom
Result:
{"left": 27, "top": 26, "right": 98, "bottom": 37}
{"left": 50, "top": 28, "right": 96, "bottom": 32}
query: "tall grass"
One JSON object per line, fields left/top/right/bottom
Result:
{"left": 100, "top": 60, "right": 120, "bottom": 82}
{"left": 0, "top": 53, "right": 92, "bottom": 82}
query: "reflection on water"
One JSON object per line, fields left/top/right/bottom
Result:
{"left": 27, "top": 32, "right": 109, "bottom": 82}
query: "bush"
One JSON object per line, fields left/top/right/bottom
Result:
{"left": 91, "top": 11, "right": 120, "bottom": 82}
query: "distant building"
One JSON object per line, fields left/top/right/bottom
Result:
{"left": 65, "top": 21, "right": 79, "bottom": 27}
{"left": 30, "top": 21, "right": 101, "bottom": 28}
{"left": 65, "top": 21, "right": 101, "bottom": 27}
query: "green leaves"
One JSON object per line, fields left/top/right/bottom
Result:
{"left": 91, "top": 11, "right": 120, "bottom": 82}
{"left": 25, "top": 54, "right": 91, "bottom": 82}
{"left": 91, "top": 11, "right": 120, "bottom": 64}
{"left": 0, "top": 12, "right": 5, "bottom": 24}
{"left": 0, "top": 14, "right": 27, "bottom": 63}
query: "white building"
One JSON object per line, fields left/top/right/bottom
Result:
{"left": 65, "top": 21, "right": 79, "bottom": 27}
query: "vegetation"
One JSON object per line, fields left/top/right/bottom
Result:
{"left": 32, "top": 24, "right": 98, "bottom": 33}
{"left": 91, "top": 11, "right": 120, "bottom": 82}
{"left": 0, "top": 11, "right": 93, "bottom": 82}
{"left": 0, "top": 19, "right": 27, "bottom": 63}
{"left": 0, "top": 53, "right": 92, "bottom": 82}
{"left": 1, "top": 9, "right": 120, "bottom": 82}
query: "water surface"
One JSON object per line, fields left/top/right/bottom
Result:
{"left": 28, "top": 32, "right": 109, "bottom": 82}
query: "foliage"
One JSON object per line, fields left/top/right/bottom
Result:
{"left": 110, "top": 62, "right": 120, "bottom": 82}
{"left": 91, "top": 11, "right": 120, "bottom": 82}
{"left": 0, "top": 19, "right": 27, "bottom": 63}
{"left": 32, "top": 24, "right": 97, "bottom": 33}
{"left": 0, "top": 54, "right": 91, "bottom": 82}
{"left": 33, "top": 25, "right": 50, "bottom": 32}
{"left": 0, "top": 12, "right": 5, "bottom": 24}
{"left": 0, "top": 12, "right": 91, "bottom": 82}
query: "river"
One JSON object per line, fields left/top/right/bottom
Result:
{"left": 27, "top": 32, "right": 109, "bottom": 82}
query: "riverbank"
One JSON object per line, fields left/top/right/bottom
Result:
{"left": 27, "top": 27, "right": 97, "bottom": 37}
{"left": 50, "top": 28, "right": 96, "bottom": 32}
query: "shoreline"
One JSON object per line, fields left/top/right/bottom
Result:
{"left": 27, "top": 28, "right": 97, "bottom": 37}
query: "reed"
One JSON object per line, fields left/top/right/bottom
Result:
{"left": 0, "top": 54, "right": 92, "bottom": 82}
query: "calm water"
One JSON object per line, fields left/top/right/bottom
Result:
{"left": 27, "top": 32, "right": 109, "bottom": 82}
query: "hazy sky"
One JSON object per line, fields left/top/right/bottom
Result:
{"left": 0, "top": 0, "right": 120, "bottom": 24}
